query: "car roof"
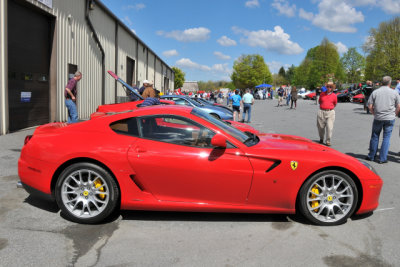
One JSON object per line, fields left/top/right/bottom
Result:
{"left": 101, "top": 104, "right": 194, "bottom": 120}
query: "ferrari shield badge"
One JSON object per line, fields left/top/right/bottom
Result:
{"left": 290, "top": 161, "right": 298, "bottom": 170}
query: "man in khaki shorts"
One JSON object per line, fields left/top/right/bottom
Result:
{"left": 317, "top": 80, "right": 337, "bottom": 146}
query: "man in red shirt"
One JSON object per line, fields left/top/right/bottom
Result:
{"left": 317, "top": 80, "right": 337, "bottom": 146}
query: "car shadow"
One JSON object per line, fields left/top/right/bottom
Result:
{"left": 346, "top": 152, "right": 400, "bottom": 163}
{"left": 351, "top": 211, "right": 374, "bottom": 221}
{"left": 24, "top": 195, "right": 60, "bottom": 213}
{"left": 119, "top": 210, "right": 302, "bottom": 224}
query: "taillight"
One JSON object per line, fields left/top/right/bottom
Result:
{"left": 24, "top": 135, "right": 33, "bottom": 145}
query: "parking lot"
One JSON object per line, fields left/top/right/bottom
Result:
{"left": 0, "top": 98, "right": 399, "bottom": 267}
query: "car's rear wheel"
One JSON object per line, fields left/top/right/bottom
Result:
{"left": 299, "top": 170, "right": 358, "bottom": 226}
{"left": 55, "top": 162, "right": 119, "bottom": 224}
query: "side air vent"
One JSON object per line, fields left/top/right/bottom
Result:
{"left": 130, "top": 175, "right": 146, "bottom": 191}
{"left": 266, "top": 160, "right": 281, "bottom": 173}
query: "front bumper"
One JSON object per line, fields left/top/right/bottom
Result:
{"left": 356, "top": 178, "right": 383, "bottom": 214}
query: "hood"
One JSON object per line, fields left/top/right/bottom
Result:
{"left": 250, "top": 133, "right": 329, "bottom": 151}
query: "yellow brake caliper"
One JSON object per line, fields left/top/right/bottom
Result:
{"left": 93, "top": 179, "right": 105, "bottom": 199}
{"left": 310, "top": 185, "right": 320, "bottom": 212}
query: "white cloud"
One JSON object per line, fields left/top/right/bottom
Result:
{"left": 123, "top": 3, "right": 146, "bottom": 10}
{"left": 312, "top": 0, "right": 364, "bottom": 33}
{"left": 211, "top": 63, "right": 231, "bottom": 74}
{"left": 235, "top": 26, "right": 304, "bottom": 55}
{"left": 267, "top": 61, "right": 290, "bottom": 74}
{"left": 299, "top": 8, "right": 314, "bottom": 21}
{"left": 176, "top": 58, "right": 231, "bottom": 74}
{"left": 176, "top": 58, "right": 211, "bottom": 71}
{"left": 157, "top": 27, "right": 210, "bottom": 42}
{"left": 271, "top": 0, "right": 297, "bottom": 17}
{"left": 214, "top": 51, "right": 231, "bottom": 60}
{"left": 123, "top": 16, "right": 133, "bottom": 27}
{"left": 163, "top": 49, "right": 178, "bottom": 58}
{"left": 345, "top": 0, "right": 400, "bottom": 14}
{"left": 378, "top": 0, "right": 400, "bottom": 14}
{"left": 335, "top": 42, "right": 348, "bottom": 54}
{"left": 345, "top": 0, "right": 376, "bottom": 5}
{"left": 217, "top": 36, "right": 237, "bottom": 46}
{"left": 245, "top": 0, "right": 260, "bottom": 8}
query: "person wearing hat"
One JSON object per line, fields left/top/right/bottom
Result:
{"left": 141, "top": 80, "right": 156, "bottom": 99}
{"left": 317, "top": 80, "right": 337, "bottom": 146}
{"left": 139, "top": 80, "right": 149, "bottom": 95}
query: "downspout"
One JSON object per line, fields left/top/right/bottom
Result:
{"left": 85, "top": 0, "right": 105, "bottom": 105}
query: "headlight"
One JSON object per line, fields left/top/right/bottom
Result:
{"left": 359, "top": 160, "right": 379, "bottom": 175}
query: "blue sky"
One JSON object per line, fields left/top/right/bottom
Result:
{"left": 101, "top": 0, "right": 400, "bottom": 82}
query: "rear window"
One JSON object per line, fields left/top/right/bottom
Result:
{"left": 110, "top": 118, "right": 139, "bottom": 136}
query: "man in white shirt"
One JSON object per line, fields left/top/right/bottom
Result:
{"left": 241, "top": 89, "right": 255, "bottom": 123}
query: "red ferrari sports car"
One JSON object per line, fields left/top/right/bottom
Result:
{"left": 18, "top": 106, "right": 382, "bottom": 225}
{"left": 351, "top": 94, "right": 365, "bottom": 103}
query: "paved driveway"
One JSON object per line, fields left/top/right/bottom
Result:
{"left": 0, "top": 99, "right": 399, "bottom": 266}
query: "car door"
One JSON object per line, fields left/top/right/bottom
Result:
{"left": 127, "top": 115, "right": 253, "bottom": 205}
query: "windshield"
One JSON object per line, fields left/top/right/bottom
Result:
{"left": 186, "top": 98, "right": 202, "bottom": 107}
{"left": 191, "top": 108, "right": 249, "bottom": 144}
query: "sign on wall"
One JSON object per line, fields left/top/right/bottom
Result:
{"left": 21, "top": 92, "right": 32, "bottom": 103}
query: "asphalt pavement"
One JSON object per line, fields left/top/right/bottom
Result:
{"left": 0, "top": 98, "right": 399, "bottom": 266}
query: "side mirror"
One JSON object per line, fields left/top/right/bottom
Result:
{"left": 211, "top": 134, "right": 226, "bottom": 148}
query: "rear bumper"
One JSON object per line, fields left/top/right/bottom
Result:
{"left": 18, "top": 154, "right": 55, "bottom": 196}
{"left": 20, "top": 182, "right": 54, "bottom": 201}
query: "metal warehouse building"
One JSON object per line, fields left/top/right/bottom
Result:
{"left": 0, "top": 0, "right": 174, "bottom": 135}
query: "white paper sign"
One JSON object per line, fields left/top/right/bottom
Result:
{"left": 36, "top": 0, "right": 52, "bottom": 8}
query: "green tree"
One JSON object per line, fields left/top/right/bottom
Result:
{"left": 231, "top": 54, "right": 272, "bottom": 88}
{"left": 308, "top": 38, "right": 344, "bottom": 88}
{"left": 172, "top": 66, "right": 185, "bottom": 89}
{"left": 293, "top": 58, "right": 311, "bottom": 88}
{"left": 364, "top": 17, "right": 400, "bottom": 80}
{"left": 340, "top": 47, "right": 365, "bottom": 83}
{"left": 272, "top": 73, "right": 287, "bottom": 87}
{"left": 285, "top": 65, "right": 296, "bottom": 85}
{"left": 278, "top": 66, "right": 288, "bottom": 84}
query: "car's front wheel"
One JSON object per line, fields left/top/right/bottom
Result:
{"left": 55, "top": 162, "right": 119, "bottom": 224}
{"left": 298, "top": 170, "right": 358, "bottom": 226}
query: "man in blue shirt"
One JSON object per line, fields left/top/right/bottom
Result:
{"left": 230, "top": 89, "right": 242, "bottom": 121}
{"left": 395, "top": 79, "right": 400, "bottom": 95}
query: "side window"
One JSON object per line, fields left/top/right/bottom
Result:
{"left": 139, "top": 115, "right": 215, "bottom": 147}
{"left": 110, "top": 118, "right": 139, "bottom": 137}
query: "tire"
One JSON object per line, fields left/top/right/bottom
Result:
{"left": 55, "top": 162, "right": 119, "bottom": 224}
{"left": 298, "top": 170, "right": 358, "bottom": 226}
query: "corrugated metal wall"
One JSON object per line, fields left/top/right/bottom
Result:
{"left": 147, "top": 52, "right": 155, "bottom": 85}
{"left": 0, "top": 0, "right": 7, "bottom": 134}
{"left": 117, "top": 26, "right": 138, "bottom": 96}
{"left": 137, "top": 43, "right": 147, "bottom": 83}
{"left": 0, "top": 0, "right": 174, "bottom": 134}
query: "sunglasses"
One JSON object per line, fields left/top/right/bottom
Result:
{"left": 327, "top": 85, "right": 334, "bottom": 88}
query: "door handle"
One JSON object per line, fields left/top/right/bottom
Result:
{"left": 135, "top": 146, "right": 147, "bottom": 153}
